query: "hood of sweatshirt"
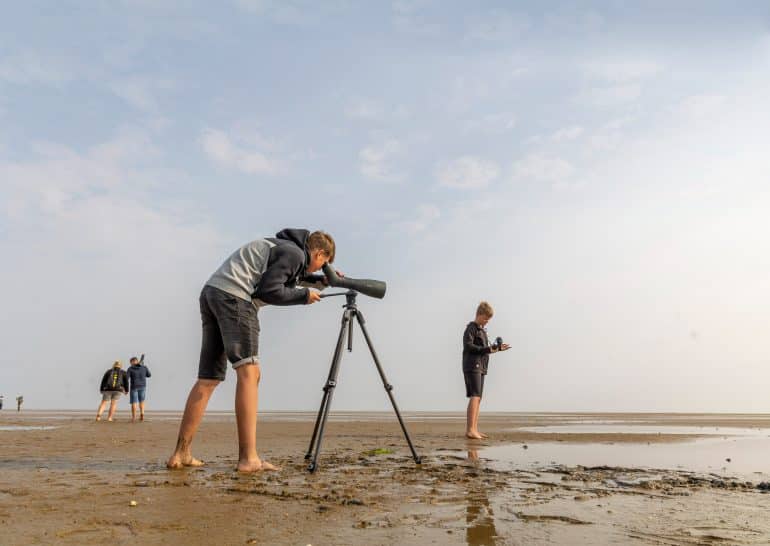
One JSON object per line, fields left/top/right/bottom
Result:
{"left": 275, "top": 228, "right": 310, "bottom": 267}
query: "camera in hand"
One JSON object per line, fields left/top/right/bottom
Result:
{"left": 495, "top": 337, "right": 504, "bottom": 350}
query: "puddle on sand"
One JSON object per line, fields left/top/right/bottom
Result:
{"left": 514, "top": 424, "right": 770, "bottom": 436}
{"left": 479, "top": 435, "right": 770, "bottom": 480}
{"left": 0, "top": 426, "right": 58, "bottom": 431}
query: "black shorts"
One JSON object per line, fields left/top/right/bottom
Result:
{"left": 464, "top": 372, "right": 485, "bottom": 398}
{"left": 198, "top": 285, "right": 260, "bottom": 381}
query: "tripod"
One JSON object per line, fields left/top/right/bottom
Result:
{"left": 304, "top": 290, "right": 422, "bottom": 472}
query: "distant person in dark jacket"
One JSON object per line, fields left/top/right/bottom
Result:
{"left": 96, "top": 361, "right": 129, "bottom": 422}
{"left": 16, "top": 395, "right": 23, "bottom": 412}
{"left": 463, "top": 301, "right": 509, "bottom": 439}
{"left": 127, "top": 354, "right": 152, "bottom": 422}
{"left": 167, "top": 228, "right": 337, "bottom": 473}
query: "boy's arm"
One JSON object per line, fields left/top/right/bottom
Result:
{"left": 145, "top": 366, "right": 151, "bottom": 378}
{"left": 298, "top": 273, "right": 327, "bottom": 290}
{"left": 463, "top": 324, "right": 491, "bottom": 355}
{"left": 99, "top": 371, "right": 109, "bottom": 391}
{"left": 123, "top": 372, "right": 130, "bottom": 393}
{"left": 253, "top": 246, "right": 309, "bottom": 305}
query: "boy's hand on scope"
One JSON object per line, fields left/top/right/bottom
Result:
{"left": 307, "top": 290, "right": 322, "bottom": 304}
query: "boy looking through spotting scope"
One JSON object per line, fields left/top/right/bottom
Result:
{"left": 167, "top": 229, "right": 338, "bottom": 473}
{"left": 463, "top": 301, "right": 510, "bottom": 440}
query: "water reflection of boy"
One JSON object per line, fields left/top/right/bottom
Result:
{"left": 465, "top": 449, "right": 498, "bottom": 546}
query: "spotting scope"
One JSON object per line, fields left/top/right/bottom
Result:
{"left": 321, "top": 263, "right": 386, "bottom": 299}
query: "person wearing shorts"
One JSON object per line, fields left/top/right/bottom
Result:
{"left": 167, "top": 228, "right": 337, "bottom": 473}
{"left": 463, "top": 302, "right": 510, "bottom": 439}
{"left": 127, "top": 355, "right": 152, "bottom": 422}
{"left": 96, "top": 361, "right": 129, "bottom": 422}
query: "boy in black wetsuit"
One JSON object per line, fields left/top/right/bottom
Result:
{"left": 463, "top": 301, "right": 509, "bottom": 439}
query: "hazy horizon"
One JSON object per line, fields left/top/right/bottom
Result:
{"left": 2, "top": 2, "right": 770, "bottom": 413}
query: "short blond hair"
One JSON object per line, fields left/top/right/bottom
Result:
{"left": 307, "top": 231, "right": 336, "bottom": 263}
{"left": 113, "top": 360, "right": 122, "bottom": 368}
{"left": 476, "top": 301, "right": 494, "bottom": 318}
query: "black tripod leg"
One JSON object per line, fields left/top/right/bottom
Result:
{"left": 354, "top": 311, "right": 422, "bottom": 465}
{"left": 306, "top": 309, "right": 350, "bottom": 472}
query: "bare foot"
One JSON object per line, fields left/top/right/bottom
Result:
{"left": 236, "top": 459, "right": 281, "bottom": 473}
{"left": 107, "top": 418, "right": 113, "bottom": 422}
{"left": 166, "top": 454, "right": 205, "bottom": 470}
{"left": 479, "top": 432, "right": 489, "bottom": 439}
{"left": 95, "top": 416, "right": 101, "bottom": 421}
{"left": 465, "top": 432, "right": 484, "bottom": 440}
{"left": 140, "top": 414, "right": 145, "bottom": 421}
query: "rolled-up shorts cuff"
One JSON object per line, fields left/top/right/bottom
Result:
{"left": 232, "top": 356, "right": 260, "bottom": 368}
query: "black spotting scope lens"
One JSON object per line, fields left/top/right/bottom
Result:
{"left": 322, "top": 263, "right": 387, "bottom": 299}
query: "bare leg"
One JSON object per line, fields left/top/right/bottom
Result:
{"left": 139, "top": 401, "right": 146, "bottom": 421}
{"left": 167, "top": 379, "right": 220, "bottom": 469}
{"left": 466, "top": 397, "right": 483, "bottom": 439}
{"left": 234, "top": 364, "right": 278, "bottom": 472}
{"left": 131, "top": 403, "right": 137, "bottom": 422}
{"left": 107, "top": 399, "right": 118, "bottom": 421}
{"left": 96, "top": 400, "right": 107, "bottom": 421}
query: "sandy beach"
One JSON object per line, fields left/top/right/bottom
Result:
{"left": 2, "top": 411, "right": 770, "bottom": 545}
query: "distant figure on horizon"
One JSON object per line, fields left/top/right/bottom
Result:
{"left": 463, "top": 301, "right": 510, "bottom": 440}
{"left": 16, "top": 395, "right": 23, "bottom": 412}
{"left": 96, "top": 361, "right": 129, "bottom": 421}
{"left": 0, "top": 395, "right": 4, "bottom": 410}
{"left": 127, "top": 354, "right": 152, "bottom": 422}
{"left": 167, "top": 228, "right": 337, "bottom": 473}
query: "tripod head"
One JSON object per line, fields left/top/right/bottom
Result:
{"left": 319, "top": 289, "right": 359, "bottom": 307}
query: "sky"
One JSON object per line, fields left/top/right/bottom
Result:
{"left": 1, "top": 1, "right": 770, "bottom": 412}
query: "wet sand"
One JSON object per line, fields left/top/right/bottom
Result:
{"left": 2, "top": 411, "right": 770, "bottom": 545}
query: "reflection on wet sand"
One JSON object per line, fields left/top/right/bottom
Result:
{"left": 466, "top": 448, "right": 497, "bottom": 545}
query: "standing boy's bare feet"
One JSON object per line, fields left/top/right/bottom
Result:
{"left": 465, "top": 431, "right": 484, "bottom": 440}
{"left": 236, "top": 459, "right": 280, "bottom": 473}
{"left": 166, "top": 454, "right": 205, "bottom": 469}
{"left": 479, "top": 432, "right": 489, "bottom": 439}
{"left": 95, "top": 416, "right": 101, "bottom": 421}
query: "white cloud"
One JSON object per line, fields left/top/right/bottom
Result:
{"left": 359, "top": 139, "right": 406, "bottom": 182}
{"left": 436, "top": 156, "right": 500, "bottom": 189}
{"left": 394, "top": 204, "right": 440, "bottom": 233}
{"left": 544, "top": 10, "right": 604, "bottom": 33}
{"left": 464, "top": 112, "right": 517, "bottom": 133}
{"left": 391, "top": 0, "right": 442, "bottom": 36}
{"left": 0, "top": 51, "right": 74, "bottom": 86}
{"left": 551, "top": 126, "right": 584, "bottom": 141}
{"left": 584, "top": 59, "right": 662, "bottom": 83}
{"left": 235, "top": 0, "right": 336, "bottom": 25}
{"left": 446, "top": 58, "right": 526, "bottom": 112}
{"left": 344, "top": 98, "right": 409, "bottom": 122}
{"left": 110, "top": 76, "right": 174, "bottom": 112}
{"left": 0, "top": 128, "right": 219, "bottom": 260}
{"left": 465, "top": 11, "right": 531, "bottom": 42}
{"left": 678, "top": 94, "right": 727, "bottom": 119}
{"left": 510, "top": 154, "right": 575, "bottom": 183}
{"left": 579, "top": 83, "right": 641, "bottom": 106}
{"left": 200, "top": 128, "right": 285, "bottom": 175}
